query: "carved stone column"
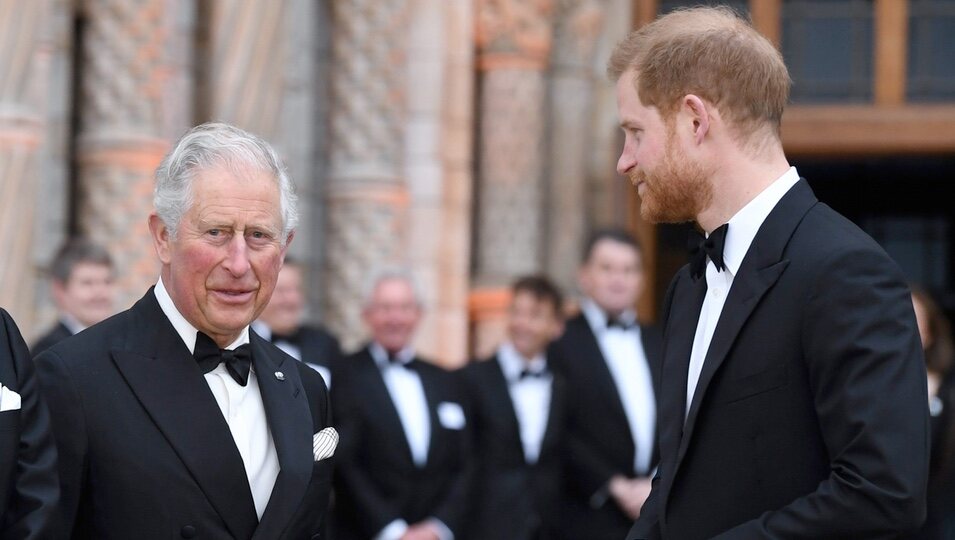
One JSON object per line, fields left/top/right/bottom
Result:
{"left": 0, "top": 0, "right": 50, "bottom": 328}
{"left": 546, "top": 0, "right": 604, "bottom": 295}
{"left": 323, "top": 0, "right": 410, "bottom": 351}
{"left": 471, "top": 0, "right": 554, "bottom": 356}
{"left": 404, "top": 0, "right": 475, "bottom": 367}
{"left": 75, "top": 0, "right": 176, "bottom": 310}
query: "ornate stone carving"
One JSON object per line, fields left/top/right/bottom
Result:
{"left": 76, "top": 0, "right": 171, "bottom": 309}
{"left": 323, "top": 0, "right": 409, "bottom": 351}
{"left": 0, "top": 0, "right": 48, "bottom": 327}
{"left": 477, "top": 0, "right": 556, "bottom": 68}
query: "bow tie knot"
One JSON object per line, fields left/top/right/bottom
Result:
{"left": 688, "top": 223, "right": 729, "bottom": 280}
{"left": 194, "top": 332, "right": 253, "bottom": 386}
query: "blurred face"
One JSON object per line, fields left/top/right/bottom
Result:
{"left": 615, "top": 71, "right": 713, "bottom": 223}
{"left": 362, "top": 278, "right": 421, "bottom": 353}
{"left": 53, "top": 262, "right": 116, "bottom": 327}
{"left": 579, "top": 239, "right": 643, "bottom": 316}
{"left": 258, "top": 264, "right": 305, "bottom": 335}
{"left": 149, "top": 164, "right": 291, "bottom": 347}
{"left": 507, "top": 291, "right": 563, "bottom": 361}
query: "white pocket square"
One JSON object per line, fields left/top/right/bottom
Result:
{"left": 313, "top": 427, "right": 338, "bottom": 462}
{"left": 0, "top": 384, "right": 21, "bottom": 412}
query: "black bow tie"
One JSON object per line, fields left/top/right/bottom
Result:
{"left": 519, "top": 367, "right": 548, "bottom": 380}
{"left": 194, "top": 332, "right": 253, "bottom": 386}
{"left": 387, "top": 351, "right": 416, "bottom": 370}
{"left": 606, "top": 316, "right": 635, "bottom": 330}
{"left": 688, "top": 223, "right": 729, "bottom": 280}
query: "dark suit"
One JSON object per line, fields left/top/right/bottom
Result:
{"left": 629, "top": 179, "right": 929, "bottom": 539}
{"left": 460, "top": 354, "right": 567, "bottom": 540}
{"left": 0, "top": 308, "right": 58, "bottom": 539}
{"left": 330, "top": 346, "right": 470, "bottom": 540}
{"left": 549, "top": 313, "right": 661, "bottom": 539}
{"left": 29, "top": 321, "right": 72, "bottom": 358}
{"left": 35, "top": 289, "right": 334, "bottom": 540}
{"left": 261, "top": 323, "right": 342, "bottom": 387}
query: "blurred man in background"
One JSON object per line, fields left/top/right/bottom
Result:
{"left": 253, "top": 256, "right": 341, "bottom": 389}
{"left": 331, "top": 269, "right": 470, "bottom": 540}
{"left": 550, "top": 228, "right": 661, "bottom": 539}
{"left": 31, "top": 238, "right": 116, "bottom": 356}
{"left": 461, "top": 274, "right": 568, "bottom": 540}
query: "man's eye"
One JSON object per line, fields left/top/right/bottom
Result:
{"left": 208, "top": 229, "right": 221, "bottom": 236}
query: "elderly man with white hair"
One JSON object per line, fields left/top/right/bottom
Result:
{"left": 36, "top": 122, "right": 335, "bottom": 540}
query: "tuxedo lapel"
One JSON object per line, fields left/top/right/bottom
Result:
{"left": 574, "top": 319, "right": 633, "bottom": 438}
{"left": 362, "top": 349, "right": 417, "bottom": 466}
{"left": 657, "top": 272, "right": 707, "bottom": 478}
{"left": 251, "top": 333, "right": 313, "bottom": 539}
{"left": 110, "top": 292, "right": 258, "bottom": 540}
{"left": 675, "top": 179, "right": 817, "bottom": 473}
{"left": 419, "top": 363, "right": 443, "bottom": 468}
{"left": 486, "top": 358, "right": 525, "bottom": 462}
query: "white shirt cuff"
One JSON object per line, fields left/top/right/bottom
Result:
{"left": 374, "top": 519, "right": 409, "bottom": 540}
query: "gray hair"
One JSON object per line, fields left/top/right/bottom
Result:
{"left": 362, "top": 266, "right": 426, "bottom": 308}
{"left": 153, "top": 122, "right": 299, "bottom": 241}
{"left": 49, "top": 237, "right": 114, "bottom": 283}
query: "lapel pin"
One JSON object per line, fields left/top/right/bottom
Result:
{"left": 274, "top": 371, "right": 285, "bottom": 381}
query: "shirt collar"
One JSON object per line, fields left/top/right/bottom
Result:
{"left": 154, "top": 277, "right": 249, "bottom": 353}
{"left": 581, "top": 298, "right": 638, "bottom": 332}
{"left": 59, "top": 313, "right": 86, "bottom": 335}
{"left": 369, "top": 341, "right": 415, "bottom": 368}
{"left": 721, "top": 166, "right": 801, "bottom": 276}
{"left": 497, "top": 342, "right": 547, "bottom": 382}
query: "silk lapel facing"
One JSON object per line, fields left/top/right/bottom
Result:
{"left": 250, "top": 333, "right": 314, "bottom": 539}
{"left": 674, "top": 179, "right": 817, "bottom": 475}
{"left": 110, "top": 291, "right": 258, "bottom": 540}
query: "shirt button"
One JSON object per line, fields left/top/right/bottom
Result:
{"left": 181, "top": 525, "right": 197, "bottom": 538}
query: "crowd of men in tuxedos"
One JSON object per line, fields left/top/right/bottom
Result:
{"left": 0, "top": 5, "right": 940, "bottom": 539}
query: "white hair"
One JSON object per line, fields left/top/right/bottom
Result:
{"left": 362, "top": 266, "right": 426, "bottom": 308}
{"left": 153, "top": 122, "right": 299, "bottom": 241}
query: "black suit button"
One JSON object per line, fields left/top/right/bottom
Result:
{"left": 181, "top": 525, "right": 197, "bottom": 538}
{"left": 310, "top": 534, "right": 321, "bottom": 539}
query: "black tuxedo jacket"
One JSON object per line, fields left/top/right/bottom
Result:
{"left": 29, "top": 321, "right": 72, "bottom": 358}
{"left": 330, "top": 347, "right": 471, "bottom": 540}
{"left": 549, "top": 313, "right": 661, "bottom": 539}
{"left": 34, "top": 289, "right": 334, "bottom": 540}
{"left": 629, "top": 179, "right": 929, "bottom": 539}
{"left": 0, "top": 308, "right": 58, "bottom": 539}
{"left": 295, "top": 325, "right": 342, "bottom": 371}
{"left": 459, "top": 354, "right": 567, "bottom": 540}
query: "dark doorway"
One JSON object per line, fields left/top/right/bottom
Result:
{"left": 797, "top": 155, "right": 955, "bottom": 319}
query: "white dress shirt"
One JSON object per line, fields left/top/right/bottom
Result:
{"left": 251, "top": 320, "right": 332, "bottom": 389}
{"left": 582, "top": 299, "right": 656, "bottom": 475}
{"left": 685, "top": 167, "right": 801, "bottom": 417}
{"left": 369, "top": 343, "right": 453, "bottom": 540}
{"left": 369, "top": 342, "right": 431, "bottom": 468}
{"left": 154, "top": 278, "right": 279, "bottom": 520}
{"left": 497, "top": 342, "right": 552, "bottom": 464}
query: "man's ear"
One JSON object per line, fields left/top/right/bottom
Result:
{"left": 682, "top": 94, "right": 711, "bottom": 145}
{"left": 148, "top": 214, "right": 172, "bottom": 264}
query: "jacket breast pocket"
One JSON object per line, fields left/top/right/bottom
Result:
{"left": 719, "top": 365, "right": 788, "bottom": 405}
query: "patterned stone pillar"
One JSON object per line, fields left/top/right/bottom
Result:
{"left": 404, "top": 0, "right": 475, "bottom": 367}
{"left": 471, "top": 0, "right": 554, "bottom": 356}
{"left": 546, "top": 0, "right": 604, "bottom": 296}
{"left": 75, "top": 0, "right": 174, "bottom": 310}
{"left": 323, "top": 0, "right": 410, "bottom": 351}
{"left": 0, "top": 0, "right": 50, "bottom": 328}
